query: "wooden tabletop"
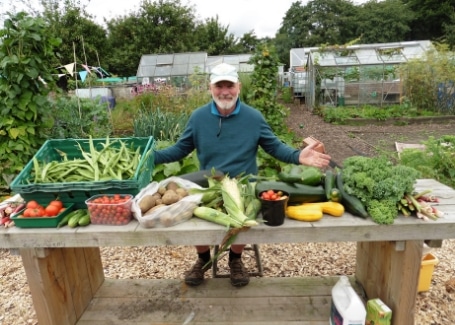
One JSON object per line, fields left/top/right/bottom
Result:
{"left": 1, "top": 179, "right": 454, "bottom": 249}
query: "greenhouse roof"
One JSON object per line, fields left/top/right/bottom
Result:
{"left": 295, "top": 40, "right": 433, "bottom": 68}
{"left": 136, "top": 52, "right": 253, "bottom": 78}
{"left": 136, "top": 52, "right": 207, "bottom": 78}
{"left": 310, "top": 40, "right": 433, "bottom": 67}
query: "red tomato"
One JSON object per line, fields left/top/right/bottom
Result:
{"left": 44, "top": 204, "right": 60, "bottom": 217}
{"left": 49, "top": 200, "right": 64, "bottom": 211}
{"left": 29, "top": 208, "right": 44, "bottom": 217}
{"left": 26, "top": 200, "right": 41, "bottom": 209}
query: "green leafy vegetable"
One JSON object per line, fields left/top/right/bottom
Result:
{"left": 341, "top": 156, "right": 421, "bottom": 224}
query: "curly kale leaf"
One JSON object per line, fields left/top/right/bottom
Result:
{"left": 342, "top": 156, "right": 420, "bottom": 205}
{"left": 367, "top": 199, "right": 398, "bottom": 225}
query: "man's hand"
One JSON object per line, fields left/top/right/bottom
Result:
{"left": 299, "top": 142, "right": 331, "bottom": 168}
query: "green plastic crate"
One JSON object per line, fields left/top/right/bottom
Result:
{"left": 10, "top": 137, "right": 155, "bottom": 208}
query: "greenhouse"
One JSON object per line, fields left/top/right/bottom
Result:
{"left": 292, "top": 40, "right": 433, "bottom": 109}
{"left": 136, "top": 52, "right": 254, "bottom": 89}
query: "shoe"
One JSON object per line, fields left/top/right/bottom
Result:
{"left": 229, "top": 258, "right": 250, "bottom": 287}
{"left": 184, "top": 258, "right": 212, "bottom": 286}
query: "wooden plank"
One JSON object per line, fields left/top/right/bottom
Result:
{"left": 356, "top": 240, "right": 423, "bottom": 325}
{"left": 20, "top": 248, "right": 78, "bottom": 325}
{"left": 83, "top": 247, "right": 105, "bottom": 295}
{"left": 77, "top": 277, "right": 346, "bottom": 325}
{"left": 63, "top": 248, "right": 95, "bottom": 319}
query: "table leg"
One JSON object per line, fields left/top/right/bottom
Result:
{"left": 356, "top": 240, "right": 423, "bottom": 325}
{"left": 20, "top": 247, "right": 104, "bottom": 325}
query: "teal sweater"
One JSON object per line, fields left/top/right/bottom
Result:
{"left": 154, "top": 100, "right": 301, "bottom": 176}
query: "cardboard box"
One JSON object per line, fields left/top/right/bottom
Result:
{"left": 303, "top": 136, "right": 326, "bottom": 153}
{"left": 366, "top": 298, "right": 392, "bottom": 325}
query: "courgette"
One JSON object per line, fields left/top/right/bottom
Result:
{"left": 278, "top": 164, "right": 323, "bottom": 186}
{"left": 78, "top": 213, "right": 91, "bottom": 227}
{"left": 255, "top": 181, "right": 326, "bottom": 204}
{"left": 57, "top": 209, "right": 83, "bottom": 228}
{"left": 335, "top": 171, "right": 369, "bottom": 219}
{"left": 324, "top": 169, "right": 336, "bottom": 201}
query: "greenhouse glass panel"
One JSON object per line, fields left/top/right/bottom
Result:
{"left": 138, "top": 66, "right": 155, "bottom": 76}
{"left": 356, "top": 49, "right": 380, "bottom": 65}
{"left": 156, "top": 54, "right": 173, "bottom": 65}
{"left": 171, "top": 64, "right": 187, "bottom": 76}
{"left": 141, "top": 55, "right": 157, "bottom": 65}
{"left": 173, "top": 53, "right": 190, "bottom": 64}
{"left": 188, "top": 63, "right": 204, "bottom": 74}
{"left": 155, "top": 65, "right": 172, "bottom": 77}
{"left": 189, "top": 53, "right": 207, "bottom": 63}
{"left": 223, "top": 56, "right": 240, "bottom": 65}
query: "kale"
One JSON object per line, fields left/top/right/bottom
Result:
{"left": 366, "top": 199, "right": 398, "bottom": 225}
{"left": 341, "top": 156, "right": 421, "bottom": 224}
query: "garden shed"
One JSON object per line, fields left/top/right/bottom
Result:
{"left": 301, "top": 40, "right": 433, "bottom": 109}
{"left": 136, "top": 52, "right": 254, "bottom": 89}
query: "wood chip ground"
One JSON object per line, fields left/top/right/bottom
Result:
{"left": 1, "top": 240, "right": 454, "bottom": 324}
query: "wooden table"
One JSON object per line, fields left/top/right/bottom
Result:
{"left": 1, "top": 179, "right": 454, "bottom": 325}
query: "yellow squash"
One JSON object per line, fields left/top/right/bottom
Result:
{"left": 301, "top": 202, "right": 345, "bottom": 217}
{"left": 286, "top": 205, "right": 323, "bottom": 222}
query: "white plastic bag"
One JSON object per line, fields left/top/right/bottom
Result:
{"left": 132, "top": 176, "right": 203, "bottom": 228}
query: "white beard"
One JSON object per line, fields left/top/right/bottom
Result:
{"left": 213, "top": 93, "right": 239, "bottom": 111}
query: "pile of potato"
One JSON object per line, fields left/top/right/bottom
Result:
{"left": 137, "top": 181, "right": 196, "bottom": 227}
{"left": 138, "top": 181, "right": 189, "bottom": 215}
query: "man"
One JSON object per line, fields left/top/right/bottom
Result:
{"left": 154, "top": 63, "right": 331, "bottom": 287}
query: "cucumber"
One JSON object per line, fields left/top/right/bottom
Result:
{"left": 67, "top": 209, "right": 88, "bottom": 228}
{"left": 335, "top": 171, "right": 369, "bottom": 219}
{"left": 255, "top": 181, "right": 326, "bottom": 204}
{"left": 324, "top": 169, "right": 336, "bottom": 200}
{"left": 57, "top": 209, "right": 83, "bottom": 228}
{"left": 78, "top": 213, "right": 91, "bottom": 227}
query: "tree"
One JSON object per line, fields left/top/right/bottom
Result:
{"left": 39, "top": 0, "right": 109, "bottom": 69}
{"left": 105, "top": 0, "right": 198, "bottom": 77}
{"left": 193, "top": 16, "right": 238, "bottom": 55}
{"left": 402, "top": 0, "right": 455, "bottom": 41}
{"left": 279, "top": 0, "right": 358, "bottom": 48}
{"left": 356, "top": 0, "right": 414, "bottom": 44}
{"left": 0, "top": 12, "right": 62, "bottom": 187}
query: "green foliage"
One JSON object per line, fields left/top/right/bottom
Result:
{"left": 321, "top": 104, "right": 441, "bottom": 124}
{"left": 400, "top": 135, "right": 455, "bottom": 189}
{"left": 247, "top": 44, "right": 289, "bottom": 134}
{"left": 151, "top": 140, "right": 199, "bottom": 182}
{"left": 341, "top": 156, "right": 421, "bottom": 205}
{"left": 0, "top": 12, "right": 61, "bottom": 187}
{"left": 133, "top": 107, "right": 189, "bottom": 142}
{"left": 40, "top": 0, "right": 109, "bottom": 71}
{"left": 47, "top": 95, "right": 113, "bottom": 139}
{"left": 356, "top": 0, "right": 413, "bottom": 44}
{"left": 366, "top": 199, "right": 399, "bottom": 225}
{"left": 401, "top": 49, "right": 455, "bottom": 114}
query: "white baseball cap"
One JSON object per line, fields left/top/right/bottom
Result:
{"left": 210, "top": 63, "right": 239, "bottom": 84}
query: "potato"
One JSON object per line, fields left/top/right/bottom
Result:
{"left": 162, "top": 191, "right": 180, "bottom": 205}
{"left": 166, "top": 181, "right": 180, "bottom": 191}
{"left": 157, "top": 186, "right": 167, "bottom": 195}
{"left": 152, "top": 192, "right": 162, "bottom": 199}
{"left": 159, "top": 211, "right": 175, "bottom": 227}
{"left": 144, "top": 204, "right": 166, "bottom": 215}
{"left": 138, "top": 195, "right": 156, "bottom": 213}
{"left": 175, "top": 187, "right": 188, "bottom": 198}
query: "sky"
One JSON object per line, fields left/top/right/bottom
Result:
{"left": 85, "top": 0, "right": 295, "bottom": 38}
{"left": 2, "top": 0, "right": 368, "bottom": 39}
